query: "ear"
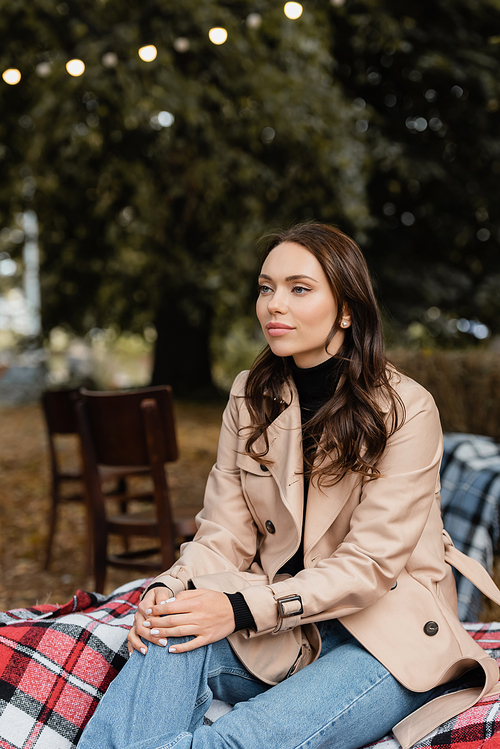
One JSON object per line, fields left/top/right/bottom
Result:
{"left": 340, "top": 304, "right": 352, "bottom": 329}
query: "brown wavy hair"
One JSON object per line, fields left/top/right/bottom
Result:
{"left": 244, "top": 222, "right": 404, "bottom": 485}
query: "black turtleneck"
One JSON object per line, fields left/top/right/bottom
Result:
{"left": 288, "top": 354, "right": 343, "bottom": 418}
{"left": 226, "top": 355, "right": 343, "bottom": 632}
{"left": 278, "top": 355, "right": 343, "bottom": 577}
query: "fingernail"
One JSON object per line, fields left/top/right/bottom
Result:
{"left": 169, "top": 646, "right": 177, "bottom": 652}
{"left": 140, "top": 647, "right": 147, "bottom": 655}
{"left": 166, "top": 597, "right": 175, "bottom": 602}
{"left": 159, "top": 639, "right": 167, "bottom": 646}
{"left": 151, "top": 629, "right": 160, "bottom": 635}
{"left": 145, "top": 608, "right": 152, "bottom": 615}
{"left": 143, "top": 621, "right": 151, "bottom": 628}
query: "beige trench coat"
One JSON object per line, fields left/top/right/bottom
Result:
{"left": 153, "top": 370, "right": 500, "bottom": 749}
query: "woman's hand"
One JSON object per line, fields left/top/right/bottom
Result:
{"left": 127, "top": 585, "right": 171, "bottom": 655}
{"left": 127, "top": 588, "right": 236, "bottom": 655}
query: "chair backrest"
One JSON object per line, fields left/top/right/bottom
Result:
{"left": 78, "top": 385, "right": 178, "bottom": 467}
{"left": 42, "top": 389, "right": 81, "bottom": 435}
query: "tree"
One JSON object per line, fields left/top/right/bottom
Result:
{"left": 329, "top": 0, "right": 500, "bottom": 346}
{"left": 0, "top": 0, "right": 370, "bottom": 394}
{"left": 3, "top": 0, "right": 499, "bottom": 392}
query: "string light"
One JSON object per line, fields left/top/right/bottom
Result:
{"left": 138, "top": 45, "right": 157, "bottom": 62}
{"left": 2, "top": 68, "right": 21, "bottom": 85}
{"left": 173, "top": 38, "right": 190, "bottom": 53}
{"left": 208, "top": 27, "right": 228, "bottom": 45}
{"left": 284, "top": 2, "right": 303, "bottom": 19}
{"left": 102, "top": 52, "right": 118, "bottom": 68}
{"left": 246, "top": 13, "right": 262, "bottom": 29}
{"left": 66, "top": 59, "right": 85, "bottom": 76}
{"left": 3, "top": 7, "right": 313, "bottom": 88}
{"left": 35, "top": 62, "right": 52, "bottom": 78}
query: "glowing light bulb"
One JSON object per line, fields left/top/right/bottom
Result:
{"left": 246, "top": 13, "right": 262, "bottom": 29}
{"left": 284, "top": 2, "right": 303, "bottom": 19}
{"left": 138, "top": 45, "right": 157, "bottom": 62}
{"left": 2, "top": 68, "right": 21, "bottom": 85}
{"left": 66, "top": 59, "right": 85, "bottom": 76}
{"left": 208, "top": 27, "right": 228, "bottom": 45}
{"left": 173, "top": 37, "right": 190, "bottom": 53}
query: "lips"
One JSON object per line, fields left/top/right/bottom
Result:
{"left": 266, "top": 322, "right": 294, "bottom": 337}
{"left": 266, "top": 322, "right": 293, "bottom": 330}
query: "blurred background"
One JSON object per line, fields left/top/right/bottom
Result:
{"left": 0, "top": 0, "right": 499, "bottom": 610}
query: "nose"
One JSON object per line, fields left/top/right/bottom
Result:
{"left": 267, "top": 288, "right": 287, "bottom": 315}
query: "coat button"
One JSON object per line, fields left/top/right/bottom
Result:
{"left": 423, "top": 621, "right": 439, "bottom": 636}
{"left": 260, "top": 465, "right": 269, "bottom": 472}
{"left": 265, "top": 520, "right": 276, "bottom": 534}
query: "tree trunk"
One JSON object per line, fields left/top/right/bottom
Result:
{"left": 150, "top": 288, "right": 218, "bottom": 399}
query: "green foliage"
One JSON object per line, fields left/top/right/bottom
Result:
{"left": 0, "top": 0, "right": 369, "bottom": 374}
{"left": 0, "top": 0, "right": 499, "bottom": 391}
{"left": 329, "top": 0, "right": 500, "bottom": 345}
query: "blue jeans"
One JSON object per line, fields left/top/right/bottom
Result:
{"left": 78, "top": 620, "right": 440, "bottom": 749}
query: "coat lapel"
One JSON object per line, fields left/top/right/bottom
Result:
{"left": 303, "top": 472, "right": 361, "bottom": 559}
{"left": 265, "top": 392, "right": 304, "bottom": 529}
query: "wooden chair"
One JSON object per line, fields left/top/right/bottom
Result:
{"left": 42, "top": 389, "right": 86, "bottom": 569}
{"left": 42, "top": 388, "right": 150, "bottom": 571}
{"left": 76, "top": 385, "right": 197, "bottom": 593}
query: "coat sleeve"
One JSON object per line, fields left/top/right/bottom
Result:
{"left": 240, "top": 379, "right": 444, "bottom": 635}
{"left": 150, "top": 370, "right": 262, "bottom": 596}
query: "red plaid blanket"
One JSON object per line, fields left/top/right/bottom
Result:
{"left": 0, "top": 580, "right": 499, "bottom": 749}
{"left": 0, "top": 578, "right": 147, "bottom": 748}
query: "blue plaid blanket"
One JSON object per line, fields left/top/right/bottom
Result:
{"left": 441, "top": 433, "right": 500, "bottom": 620}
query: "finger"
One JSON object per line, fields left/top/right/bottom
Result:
{"left": 148, "top": 595, "right": 201, "bottom": 618}
{"left": 134, "top": 608, "right": 147, "bottom": 630}
{"left": 142, "top": 612, "right": 195, "bottom": 631}
{"left": 137, "top": 619, "right": 162, "bottom": 640}
{"left": 127, "top": 627, "right": 149, "bottom": 656}
{"left": 137, "top": 586, "right": 171, "bottom": 617}
{"left": 143, "top": 620, "right": 199, "bottom": 640}
{"left": 168, "top": 636, "right": 206, "bottom": 654}
{"left": 147, "top": 597, "right": 178, "bottom": 618}
{"left": 135, "top": 610, "right": 170, "bottom": 642}
{"left": 137, "top": 597, "right": 157, "bottom": 618}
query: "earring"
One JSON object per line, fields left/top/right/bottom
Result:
{"left": 341, "top": 320, "right": 348, "bottom": 328}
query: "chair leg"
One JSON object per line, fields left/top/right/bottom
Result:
{"left": 84, "top": 500, "right": 93, "bottom": 578}
{"left": 93, "top": 547, "right": 107, "bottom": 594}
{"left": 117, "top": 477, "right": 127, "bottom": 514}
{"left": 117, "top": 477, "right": 130, "bottom": 552}
{"left": 93, "top": 524, "right": 108, "bottom": 594}
{"left": 44, "top": 478, "right": 59, "bottom": 570}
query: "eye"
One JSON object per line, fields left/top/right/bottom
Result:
{"left": 292, "top": 285, "right": 311, "bottom": 295}
{"left": 258, "top": 284, "right": 273, "bottom": 294}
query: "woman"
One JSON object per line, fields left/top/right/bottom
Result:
{"left": 78, "top": 223, "right": 500, "bottom": 749}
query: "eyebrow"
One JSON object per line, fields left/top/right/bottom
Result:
{"left": 258, "top": 273, "right": 319, "bottom": 283}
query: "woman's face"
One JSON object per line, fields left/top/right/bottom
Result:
{"left": 256, "top": 241, "right": 350, "bottom": 368}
